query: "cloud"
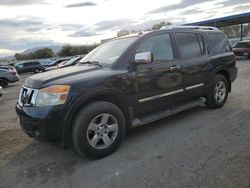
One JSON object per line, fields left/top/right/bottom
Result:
{"left": 0, "top": 37, "right": 60, "bottom": 51}
{"left": 60, "top": 24, "right": 85, "bottom": 31}
{"left": 0, "top": 16, "right": 46, "bottom": 32}
{"left": 148, "top": 0, "right": 250, "bottom": 14}
{"left": 0, "top": 0, "right": 46, "bottom": 6}
{"left": 216, "top": 0, "right": 250, "bottom": 7}
{"left": 69, "top": 30, "right": 99, "bottom": 37}
{"left": 95, "top": 19, "right": 136, "bottom": 31}
{"left": 148, "top": 0, "right": 213, "bottom": 14}
{"left": 65, "top": 2, "right": 97, "bottom": 8}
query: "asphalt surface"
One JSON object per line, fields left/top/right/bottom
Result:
{"left": 0, "top": 61, "right": 250, "bottom": 188}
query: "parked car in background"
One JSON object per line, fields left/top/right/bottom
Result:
{"left": 44, "top": 58, "right": 71, "bottom": 68}
{"left": 45, "top": 56, "right": 82, "bottom": 71}
{"left": 0, "top": 65, "right": 17, "bottom": 73}
{"left": 0, "top": 68, "right": 19, "bottom": 87}
{"left": 0, "top": 86, "right": 3, "bottom": 97}
{"left": 233, "top": 40, "right": 250, "bottom": 59}
{"left": 15, "top": 61, "right": 45, "bottom": 74}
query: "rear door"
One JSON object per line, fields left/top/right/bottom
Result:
{"left": 174, "top": 32, "right": 209, "bottom": 99}
{"left": 132, "top": 32, "right": 183, "bottom": 116}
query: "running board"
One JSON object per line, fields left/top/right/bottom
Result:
{"left": 132, "top": 97, "right": 206, "bottom": 128}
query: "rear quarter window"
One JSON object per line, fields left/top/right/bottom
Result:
{"left": 207, "top": 33, "right": 231, "bottom": 54}
{"left": 175, "top": 32, "right": 204, "bottom": 59}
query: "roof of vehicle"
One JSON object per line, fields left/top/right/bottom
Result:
{"left": 103, "top": 25, "right": 224, "bottom": 44}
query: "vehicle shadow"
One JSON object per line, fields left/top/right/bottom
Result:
{"left": 0, "top": 105, "right": 209, "bottom": 186}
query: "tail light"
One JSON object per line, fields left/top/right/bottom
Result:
{"left": 11, "top": 71, "right": 16, "bottom": 75}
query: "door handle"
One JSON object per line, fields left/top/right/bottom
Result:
{"left": 170, "top": 65, "right": 181, "bottom": 71}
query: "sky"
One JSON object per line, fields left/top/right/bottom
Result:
{"left": 0, "top": 0, "right": 250, "bottom": 57}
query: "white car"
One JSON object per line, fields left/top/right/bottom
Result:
{"left": 0, "top": 86, "right": 3, "bottom": 97}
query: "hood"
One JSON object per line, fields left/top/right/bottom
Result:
{"left": 25, "top": 65, "right": 100, "bottom": 89}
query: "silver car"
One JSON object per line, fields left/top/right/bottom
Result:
{"left": 0, "top": 68, "right": 20, "bottom": 87}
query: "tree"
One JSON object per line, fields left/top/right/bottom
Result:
{"left": 152, "top": 21, "right": 172, "bottom": 30}
{"left": 15, "top": 48, "right": 55, "bottom": 60}
{"left": 117, "top": 30, "right": 130, "bottom": 37}
{"left": 57, "top": 44, "right": 98, "bottom": 57}
{"left": 32, "top": 48, "right": 55, "bottom": 59}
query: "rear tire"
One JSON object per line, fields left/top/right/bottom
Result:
{"left": 72, "top": 101, "right": 126, "bottom": 159}
{"left": 205, "top": 74, "right": 229, "bottom": 109}
{"left": 34, "top": 68, "right": 40, "bottom": 73}
{"left": 0, "top": 78, "right": 8, "bottom": 88}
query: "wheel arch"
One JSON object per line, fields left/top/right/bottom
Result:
{"left": 62, "top": 90, "right": 133, "bottom": 144}
{"left": 215, "top": 69, "right": 231, "bottom": 92}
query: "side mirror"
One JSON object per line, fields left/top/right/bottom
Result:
{"left": 134, "top": 52, "right": 152, "bottom": 64}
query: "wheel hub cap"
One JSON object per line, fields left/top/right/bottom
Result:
{"left": 215, "top": 81, "right": 226, "bottom": 103}
{"left": 87, "top": 113, "right": 118, "bottom": 149}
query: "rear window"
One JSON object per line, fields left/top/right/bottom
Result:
{"left": 207, "top": 33, "right": 231, "bottom": 54}
{"left": 234, "top": 42, "right": 250, "bottom": 48}
{"left": 175, "top": 32, "right": 204, "bottom": 59}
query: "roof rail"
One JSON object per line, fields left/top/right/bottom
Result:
{"left": 160, "top": 25, "right": 219, "bottom": 31}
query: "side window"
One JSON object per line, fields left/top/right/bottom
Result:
{"left": 136, "top": 33, "right": 174, "bottom": 62}
{"left": 175, "top": 32, "right": 204, "bottom": 59}
{"left": 16, "top": 64, "right": 24, "bottom": 68}
{"left": 207, "top": 33, "right": 231, "bottom": 54}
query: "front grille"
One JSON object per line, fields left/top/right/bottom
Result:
{"left": 234, "top": 52, "right": 245, "bottom": 56}
{"left": 18, "top": 86, "right": 38, "bottom": 106}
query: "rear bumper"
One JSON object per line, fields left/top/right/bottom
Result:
{"left": 16, "top": 104, "right": 65, "bottom": 141}
{"left": 9, "top": 77, "right": 20, "bottom": 83}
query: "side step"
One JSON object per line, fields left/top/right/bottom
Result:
{"left": 132, "top": 97, "right": 206, "bottom": 128}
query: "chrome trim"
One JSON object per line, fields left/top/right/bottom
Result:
{"left": 18, "top": 86, "right": 38, "bottom": 106}
{"left": 30, "top": 89, "right": 39, "bottom": 105}
{"left": 185, "top": 83, "right": 204, "bottom": 91}
{"left": 139, "top": 89, "right": 184, "bottom": 103}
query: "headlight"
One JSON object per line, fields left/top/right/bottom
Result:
{"left": 35, "top": 85, "right": 70, "bottom": 106}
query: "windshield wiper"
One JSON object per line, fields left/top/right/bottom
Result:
{"left": 80, "top": 61, "right": 103, "bottom": 68}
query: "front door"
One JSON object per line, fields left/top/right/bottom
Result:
{"left": 132, "top": 32, "right": 184, "bottom": 117}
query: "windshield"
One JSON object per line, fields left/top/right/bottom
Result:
{"left": 80, "top": 37, "right": 138, "bottom": 66}
{"left": 63, "top": 57, "right": 80, "bottom": 66}
{"left": 234, "top": 42, "right": 250, "bottom": 48}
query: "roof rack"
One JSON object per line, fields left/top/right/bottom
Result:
{"left": 160, "top": 25, "right": 219, "bottom": 31}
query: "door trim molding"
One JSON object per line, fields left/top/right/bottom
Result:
{"left": 138, "top": 89, "right": 184, "bottom": 103}
{"left": 138, "top": 83, "right": 205, "bottom": 103}
{"left": 185, "top": 83, "right": 204, "bottom": 90}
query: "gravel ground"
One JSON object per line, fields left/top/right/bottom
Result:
{"left": 0, "top": 61, "right": 250, "bottom": 188}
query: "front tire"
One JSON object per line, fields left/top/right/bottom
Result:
{"left": 72, "top": 101, "right": 126, "bottom": 159}
{"left": 205, "top": 74, "right": 229, "bottom": 109}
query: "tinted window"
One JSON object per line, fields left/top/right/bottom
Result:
{"left": 16, "top": 64, "right": 24, "bottom": 68}
{"left": 27, "top": 62, "right": 39, "bottom": 66}
{"left": 207, "top": 33, "right": 231, "bottom": 54}
{"left": 136, "top": 33, "right": 174, "bottom": 62}
{"left": 175, "top": 33, "right": 204, "bottom": 59}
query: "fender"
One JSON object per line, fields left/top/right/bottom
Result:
{"left": 61, "top": 87, "right": 134, "bottom": 144}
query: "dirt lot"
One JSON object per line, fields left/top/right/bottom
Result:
{"left": 0, "top": 61, "right": 250, "bottom": 188}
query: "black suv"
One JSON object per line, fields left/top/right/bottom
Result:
{"left": 16, "top": 26, "right": 237, "bottom": 158}
{"left": 15, "top": 61, "right": 45, "bottom": 74}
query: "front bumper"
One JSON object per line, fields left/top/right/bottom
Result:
{"left": 16, "top": 104, "right": 65, "bottom": 141}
